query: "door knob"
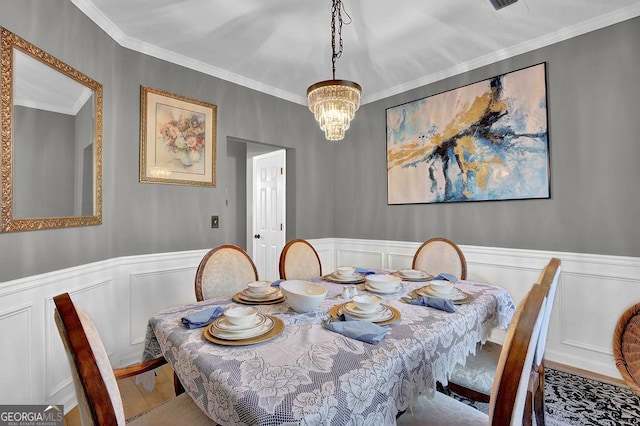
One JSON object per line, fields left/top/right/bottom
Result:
{"left": 254, "top": 234, "right": 261, "bottom": 239}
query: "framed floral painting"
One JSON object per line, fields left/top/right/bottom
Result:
{"left": 386, "top": 63, "right": 549, "bottom": 204}
{"left": 140, "top": 86, "right": 217, "bottom": 187}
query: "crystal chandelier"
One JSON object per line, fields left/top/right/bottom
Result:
{"left": 307, "top": 0, "right": 361, "bottom": 141}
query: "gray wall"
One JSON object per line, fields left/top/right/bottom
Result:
{"left": 0, "top": 0, "right": 333, "bottom": 282}
{"left": 13, "top": 106, "right": 75, "bottom": 217}
{"left": 335, "top": 17, "right": 640, "bottom": 258}
{"left": 1, "top": 1, "right": 638, "bottom": 282}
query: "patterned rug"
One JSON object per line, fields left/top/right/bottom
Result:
{"left": 450, "top": 367, "right": 640, "bottom": 425}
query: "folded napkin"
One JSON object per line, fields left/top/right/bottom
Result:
{"left": 181, "top": 306, "right": 224, "bottom": 329}
{"left": 405, "top": 296, "right": 456, "bottom": 313}
{"left": 322, "top": 319, "right": 388, "bottom": 344}
{"left": 355, "top": 268, "right": 375, "bottom": 275}
{"left": 433, "top": 273, "right": 458, "bottom": 282}
{"left": 271, "top": 279, "right": 284, "bottom": 287}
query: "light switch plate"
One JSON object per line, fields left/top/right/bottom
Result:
{"left": 211, "top": 215, "right": 219, "bottom": 228}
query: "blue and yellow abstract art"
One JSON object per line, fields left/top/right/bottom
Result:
{"left": 386, "top": 63, "right": 549, "bottom": 204}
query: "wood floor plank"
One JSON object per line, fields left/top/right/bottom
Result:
{"left": 136, "top": 365, "right": 175, "bottom": 407}
{"left": 119, "top": 376, "right": 151, "bottom": 418}
{"left": 64, "top": 365, "right": 176, "bottom": 425}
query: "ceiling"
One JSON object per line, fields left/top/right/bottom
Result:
{"left": 14, "top": 49, "right": 93, "bottom": 115}
{"left": 71, "top": 0, "right": 640, "bottom": 106}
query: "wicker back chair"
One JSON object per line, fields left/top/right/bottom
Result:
{"left": 613, "top": 303, "right": 640, "bottom": 396}
{"left": 278, "top": 239, "right": 322, "bottom": 280}
{"left": 195, "top": 244, "right": 258, "bottom": 301}
{"left": 412, "top": 237, "right": 467, "bottom": 280}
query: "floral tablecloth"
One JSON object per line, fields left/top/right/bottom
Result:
{"left": 143, "top": 278, "right": 515, "bottom": 425}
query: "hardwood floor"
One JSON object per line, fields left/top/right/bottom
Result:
{"left": 64, "top": 364, "right": 175, "bottom": 425}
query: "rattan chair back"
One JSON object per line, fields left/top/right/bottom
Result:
{"left": 613, "top": 303, "right": 640, "bottom": 396}
{"left": 279, "top": 239, "right": 322, "bottom": 280}
{"left": 195, "top": 244, "right": 258, "bottom": 301}
{"left": 412, "top": 237, "right": 467, "bottom": 279}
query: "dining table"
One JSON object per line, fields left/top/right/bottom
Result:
{"left": 143, "top": 271, "right": 515, "bottom": 425}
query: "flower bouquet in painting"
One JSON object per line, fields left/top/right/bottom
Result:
{"left": 158, "top": 106, "right": 206, "bottom": 167}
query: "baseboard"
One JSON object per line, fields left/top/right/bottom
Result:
{"left": 546, "top": 360, "right": 627, "bottom": 388}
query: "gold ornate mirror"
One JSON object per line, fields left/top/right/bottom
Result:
{"left": 1, "top": 28, "right": 102, "bottom": 232}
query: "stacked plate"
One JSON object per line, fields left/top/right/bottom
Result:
{"left": 208, "top": 313, "right": 274, "bottom": 340}
{"left": 341, "top": 301, "right": 395, "bottom": 322}
{"left": 325, "top": 272, "right": 365, "bottom": 284}
{"left": 364, "top": 282, "right": 403, "bottom": 294}
{"left": 416, "top": 284, "right": 467, "bottom": 301}
{"left": 394, "top": 269, "right": 432, "bottom": 281}
{"left": 234, "top": 286, "right": 285, "bottom": 304}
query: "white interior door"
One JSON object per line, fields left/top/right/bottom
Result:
{"left": 252, "top": 150, "right": 286, "bottom": 281}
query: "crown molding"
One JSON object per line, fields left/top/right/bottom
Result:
{"left": 69, "top": 0, "right": 306, "bottom": 104}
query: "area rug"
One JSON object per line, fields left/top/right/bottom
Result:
{"left": 450, "top": 367, "right": 640, "bottom": 425}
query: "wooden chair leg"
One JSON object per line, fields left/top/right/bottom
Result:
{"left": 173, "top": 371, "right": 185, "bottom": 396}
{"left": 534, "top": 369, "right": 546, "bottom": 426}
{"left": 524, "top": 388, "right": 534, "bottom": 426}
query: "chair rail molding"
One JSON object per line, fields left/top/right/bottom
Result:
{"left": 0, "top": 239, "right": 638, "bottom": 409}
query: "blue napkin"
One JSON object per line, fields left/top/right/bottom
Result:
{"left": 322, "top": 319, "right": 388, "bottom": 344}
{"left": 181, "top": 306, "right": 224, "bottom": 329}
{"left": 271, "top": 279, "right": 284, "bottom": 287}
{"left": 433, "top": 273, "right": 458, "bottom": 282}
{"left": 355, "top": 268, "right": 375, "bottom": 275}
{"left": 405, "top": 296, "right": 456, "bottom": 313}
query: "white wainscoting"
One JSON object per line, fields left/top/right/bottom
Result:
{"left": 1, "top": 239, "right": 638, "bottom": 411}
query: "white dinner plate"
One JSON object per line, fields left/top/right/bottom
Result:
{"left": 238, "top": 289, "right": 283, "bottom": 302}
{"left": 331, "top": 272, "right": 363, "bottom": 282}
{"left": 242, "top": 286, "right": 279, "bottom": 299}
{"left": 364, "top": 283, "right": 403, "bottom": 294}
{"left": 213, "top": 313, "right": 268, "bottom": 332}
{"left": 416, "top": 285, "right": 467, "bottom": 301}
{"left": 209, "top": 317, "right": 274, "bottom": 340}
{"left": 343, "top": 301, "right": 386, "bottom": 316}
{"left": 341, "top": 305, "right": 394, "bottom": 322}
{"left": 398, "top": 269, "right": 428, "bottom": 278}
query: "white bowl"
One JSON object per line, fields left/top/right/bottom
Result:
{"left": 429, "top": 280, "right": 454, "bottom": 294}
{"left": 280, "top": 280, "right": 327, "bottom": 313}
{"left": 247, "top": 280, "right": 272, "bottom": 295}
{"left": 336, "top": 266, "right": 356, "bottom": 277}
{"left": 366, "top": 274, "right": 402, "bottom": 291}
{"left": 352, "top": 294, "right": 383, "bottom": 312}
{"left": 224, "top": 306, "right": 258, "bottom": 326}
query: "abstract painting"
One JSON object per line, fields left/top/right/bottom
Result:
{"left": 386, "top": 63, "right": 549, "bottom": 204}
{"left": 140, "top": 86, "right": 217, "bottom": 187}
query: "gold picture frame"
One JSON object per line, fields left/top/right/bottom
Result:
{"left": 140, "top": 86, "right": 216, "bottom": 187}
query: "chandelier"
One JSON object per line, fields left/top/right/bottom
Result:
{"left": 307, "top": 0, "right": 361, "bottom": 141}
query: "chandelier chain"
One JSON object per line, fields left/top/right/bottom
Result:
{"left": 331, "top": 0, "right": 352, "bottom": 79}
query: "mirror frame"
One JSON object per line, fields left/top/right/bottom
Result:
{"left": 1, "top": 28, "right": 102, "bottom": 232}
